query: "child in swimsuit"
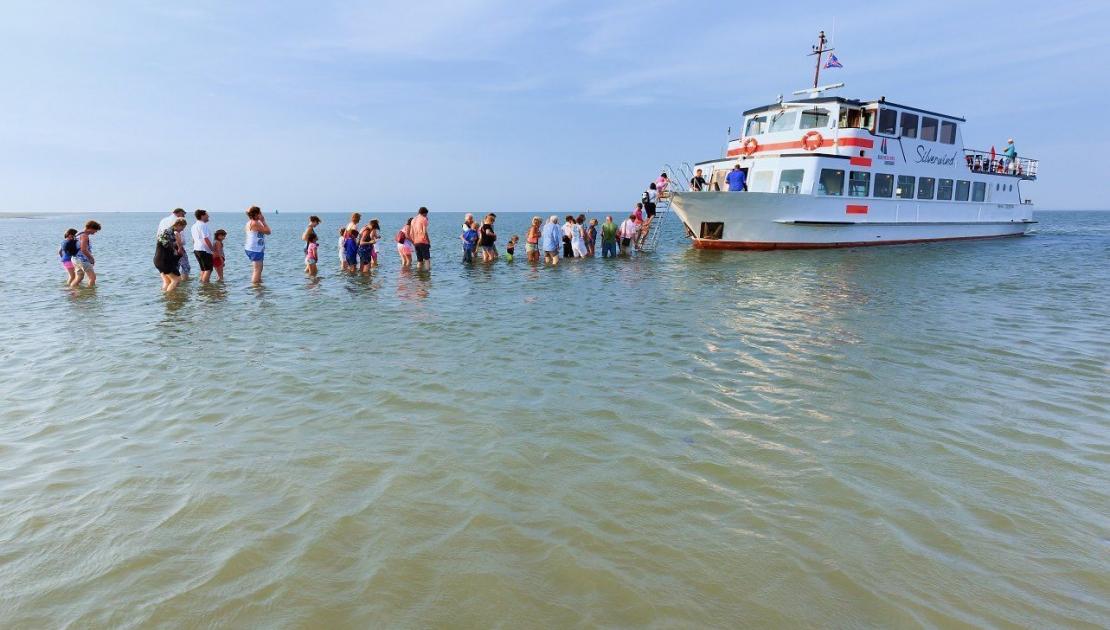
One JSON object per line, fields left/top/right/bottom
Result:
{"left": 504, "top": 235, "right": 519, "bottom": 262}
{"left": 212, "top": 229, "right": 227, "bottom": 281}
{"left": 343, "top": 229, "right": 359, "bottom": 271}
{"left": 59, "top": 228, "right": 78, "bottom": 283}
{"left": 305, "top": 232, "right": 319, "bottom": 275}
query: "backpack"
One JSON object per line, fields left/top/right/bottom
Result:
{"left": 396, "top": 230, "right": 406, "bottom": 244}
{"left": 63, "top": 238, "right": 79, "bottom": 256}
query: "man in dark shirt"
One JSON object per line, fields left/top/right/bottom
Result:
{"left": 690, "top": 168, "right": 707, "bottom": 191}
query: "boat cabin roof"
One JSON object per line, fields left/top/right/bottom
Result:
{"left": 742, "top": 97, "right": 965, "bottom": 123}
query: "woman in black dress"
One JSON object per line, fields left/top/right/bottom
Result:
{"left": 154, "top": 218, "right": 186, "bottom": 292}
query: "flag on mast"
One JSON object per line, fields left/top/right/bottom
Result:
{"left": 824, "top": 54, "right": 843, "bottom": 69}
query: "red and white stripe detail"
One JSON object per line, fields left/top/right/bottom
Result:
{"left": 727, "top": 136, "right": 874, "bottom": 157}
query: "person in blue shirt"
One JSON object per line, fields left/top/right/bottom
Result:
{"left": 461, "top": 224, "right": 478, "bottom": 263}
{"left": 540, "top": 215, "right": 562, "bottom": 266}
{"left": 726, "top": 164, "right": 747, "bottom": 191}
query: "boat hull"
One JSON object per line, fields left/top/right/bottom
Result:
{"left": 670, "top": 192, "right": 1034, "bottom": 250}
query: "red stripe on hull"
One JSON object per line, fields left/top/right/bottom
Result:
{"left": 726, "top": 136, "right": 876, "bottom": 157}
{"left": 849, "top": 157, "right": 872, "bottom": 167}
{"left": 845, "top": 204, "right": 869, "bottom": 214}
{"left": 691, "top": 233, "right": 1026, "bottom": 251}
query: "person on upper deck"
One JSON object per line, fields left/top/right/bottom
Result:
{"left": 726, "top": 164, "right": 747, "bottom": 192}
{"left": 1003, "top": 139, "right": 1017, "bottom": 172}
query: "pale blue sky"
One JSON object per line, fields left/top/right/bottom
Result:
{"left": 1, "top": 0, "right": 1105, "bottom": 212}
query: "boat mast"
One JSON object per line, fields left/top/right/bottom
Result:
{"left": 809, "top": 30, "right": 832, "bottom": 89}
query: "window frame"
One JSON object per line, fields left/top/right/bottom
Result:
{"left": 848, "top": 171, "right": 871, "bottom": 197}
{"left": 818, "top": 168, "right": 846, "bottom": 196}
{"left": 937, "top": 178, "right": 954, "bottom": 200}
{"left": 769, "top": 109, "right": 799, "bottom": 133}
{"left": 939, "top": 121, "right": 957, "bottom": 144}
{"left": 899, "top": 112, "right": 919, "bottom": 139}
{"left": 745, "top": 115, "right": 767, "bottom": 136}
{"left": 799, "top": 108, "right": 832, "bottom": 130}
{"left": 917, "top": 176, "right": 936, "bottom": 200}
{"left": 920, "top": 117, "right": 938, "bottom": 142}
{"left": 972, "top": 181, "right": 987, "bottom": 202}
{"left": 778, "top": 168, "right": 805, "bottom": 194}
{"left": 897, "top": 175, "right": 916, "bottom": 199}
{"left": 878, "top": 109, "right": 897, "bottom": 135}
{"left": 955, "top": 180, "right": 971, "bottom": 201}
{"left": 874, "top": 173, "right": 894, "bottom": 198}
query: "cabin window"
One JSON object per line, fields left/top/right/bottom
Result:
{"left": 800, "top": 108, "right": 831, "bottom": 129}
{"left": 972, "top": 182, "right": 987, "bottom": 202}
{"left": 818, "top": 169, "right": 845, "bottom": 196}
{"left": 778, "top": 169, "right": 804, "bottom": 194}
{"left": 920, "top": 117, "right": 938, "bottom": 142}
{"left": 863, "top": 109, "right": 876, "bottom": 132}
{"left": 874, "top": 173, "right": 894, "bottom": 197}
{"left": 878, "top": 109, "right": 897, "bottom": 134}
{"left": 848, "top": 171, "right": 870, "bottom": 197}
{"left": 745, "top": 116, "right": 767, "bottom": 136}
{"left": 750, "top": 170, "right": 774, "bottom": 192}
{"left": 937, "top": 178, "right": 954, "bottom": 200}
{"left": 897, "top": 175, "right": 915, "bottom": 199}
{"left": 917, "top": 177, "right": 936, "bottom": 200}
{"left": 899, "top": 112, "right": 919, "bottom": 138}
{"left": 956, "top": 180, "right": 971, "bottom": 201}
{"left": 769, "top": 109, "right": 798, "bottom": 132}
{"left": 940, "top": 121, "right": 957, "bottom": 144}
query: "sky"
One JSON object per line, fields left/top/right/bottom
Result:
{"left": 1, "top": 0, "right": 1106, "bottom": 213}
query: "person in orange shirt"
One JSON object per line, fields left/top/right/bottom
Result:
{"left": 410, "top": 206, "right": 431, "bottom": 270}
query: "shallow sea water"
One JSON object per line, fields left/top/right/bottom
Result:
{"left": 0, "top": 210, "right": 1107, "bottom": 628}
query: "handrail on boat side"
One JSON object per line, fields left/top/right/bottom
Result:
{"left": 963, "top": 148, "right": 1038, "bottom": 180}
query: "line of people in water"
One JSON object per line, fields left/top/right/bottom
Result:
{"left": 57, "top": 202, "right": 665, "bottom": 291}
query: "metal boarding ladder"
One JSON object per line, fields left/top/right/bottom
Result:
{"left": 639, "top": 164, "right": 689, "bottom": 252}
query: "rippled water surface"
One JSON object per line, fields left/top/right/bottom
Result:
{"left": 1, "top": 210, "right": 1107, "bottom": 628}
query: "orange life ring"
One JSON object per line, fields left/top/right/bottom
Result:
{"left": 741, "top": 137, "right": 759, "bottom": 156}
{"left": 801, "top": 130, "right": 824, "bottom": 151}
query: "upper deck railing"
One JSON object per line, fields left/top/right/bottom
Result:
{"left": 963, "top": 149, "right": 1038, "bottom": 180}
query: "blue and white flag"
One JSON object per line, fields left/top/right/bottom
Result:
{"left": 825, "top": 54, "right": 843, "bottom": 69}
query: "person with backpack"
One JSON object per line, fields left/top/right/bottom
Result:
{"left": 59, "top": 228, "right": 78, "bottom": 283}
{"left": 642, "top": 183, "right": 658, "bottom": 220}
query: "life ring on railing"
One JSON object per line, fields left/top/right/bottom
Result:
{"left": 741, "top": 137, "right": 759, "bottom": 156}
{"left": 801, "top": 130, "right": 824, "bottom": 151}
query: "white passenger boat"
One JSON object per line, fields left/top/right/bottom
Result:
{"left": 669, "top": 32, "right": 1039, "bottom": 250}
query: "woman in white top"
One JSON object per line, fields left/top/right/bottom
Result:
{"left": 243, "top": 205, "right": 271, "bottom": 284}
{"left": 571, "top": 215, "right": 588, "bottom": 257}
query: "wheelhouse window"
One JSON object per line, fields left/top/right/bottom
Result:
{"left": 818, "top": 169, "right": 845, "bottom": 196}
{"left": 955, "top": 180, "right": 971, "bottom": 201}
{"left": 899, "top": 112, "right": 919, "bottom": 138}
{"left": 863, "top": 109, "right": 876, "bottom": 132}
{"left": 874, "top": 173, "right": 894, "bottom": 197}
{"left": 800, "top": 108, "right": 831, "bottom": 129}
{"left": 972, "top": 182, "right": 987, "bottom": 202}
{"left": 940, "top": 121, "right": 957, "bottom": 144}
{"left": 778, "top": 169, "right": 804, "bottom": 194}
{"left": 917, "top": 177, "right": 936, "bottom": 200}
{"left": 920, "top": 117, "right": 938, "bottom": 142}
{"left": 897, "top": 175, "right": 915, "bottom": 199}
{"left": 878, "top": 108, "right": 897, "bottom": 135}
{"left": 769, "top": 109, "right": 798, "bottom": 132}
{"left": 937, "top": 178, "right": 954, "bottom": 200}
{"left": 745, "top": 115, "right": 767, "bottom": 136}
{"left": 848, "top": 171, "right": 870, "bottom": 197}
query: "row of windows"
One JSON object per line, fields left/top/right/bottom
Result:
{"left": 877, "top": 109, "right": 957, "bottom": 144}
{"left": 746, "top": 107, "right": 834, "bottom": 135}
{"left": 816, "top": 169, "right": 1013, "bottom": 202}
